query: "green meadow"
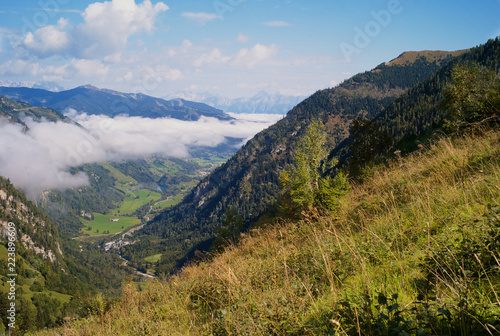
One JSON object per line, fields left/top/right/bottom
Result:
{"left": 117, "top": 189, "right": 162, "bottom": 215}
{"left": 78, "top": 156, "right": 228, "bottom": 237}
{"left": 81, "top": 213, "right": 140, "bottom": 236}
{"left": 143, "top": 253, "right": 162, "bottom": 263}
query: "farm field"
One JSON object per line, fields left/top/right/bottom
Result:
{"left": 117, "top": 189, "right": 163, "bottom": 215}
{"left": 77, "top": 155, "right": 232, "bottom": 238}
{"left": 81, "top": 213, "right": 141, "bottom": 236}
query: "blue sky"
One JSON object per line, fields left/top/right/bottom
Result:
{"left": 0, "top": 0, "right": 499, "bottom": 99}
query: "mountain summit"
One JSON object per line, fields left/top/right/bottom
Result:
{"left": 385, "top": 49, "right": 468, "bottom": 66}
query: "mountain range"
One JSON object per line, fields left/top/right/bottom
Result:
{"left": 200, "top": 91, "right": 305, "bottom": 114}
{"left": 0, "top": 85, "right": 231, "bottom": 121}
{"left": 0, "top": 80, "right": 65, "bottom": 92}
{"left": 164, "top": 90, "right": 305, "bottom": 114}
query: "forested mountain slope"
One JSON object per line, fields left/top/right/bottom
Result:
{"left": 0, "top": 175, "right": 129, "bottom": 334}
{"left": 137, "top": 50, "right": 463, "bottom": 273}
{"left": 0, "top": 176, "right": 67, "bottom": 332}
{"left": 329, "top": 37, "right": 500, "bottom": 166}
{"left": 377, "top": 38, "right": 500, "bottom": 144}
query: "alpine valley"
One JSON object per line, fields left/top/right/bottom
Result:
{"left": 1, "top": 37, "right": 500, "bottom": 335}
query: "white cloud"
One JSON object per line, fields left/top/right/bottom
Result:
{"left": 23, "top": 18, "right": 70, "bottom": 55}
{"left": 71, "top": 59, "right": 109, "bottom": 77}
{"left": 140, "top": 64, "right": 183, "bottom": 84}
{"left": 181, "top": 12, "right": 220, "bottom": 26}
{"left": 38, "top": 63, "right": 71, "bottom": 82}
{"left": 231, "top": 43, "right": 278, "bottom": 68}
{"left": 76, "top": 0, "right": 168, "bottom": 58}
{"left": 158, "top": 66, "right": 183, "bottom": 81}
{"left": 0, "top": 113, "right": 279, "bottom": 199}
{"left": 194, "top": 48, "right": 230, "bottom": 67}
{"left": 0, "top": 120, "right": 91, "bottom": 200}
{"left": 22, "top": 0, "right": 168, "bottom": 59}
{"left": 0, "top": 60, "right": 40, "bottom": 76}
{"left": 263, "top": 21, "right": 291, "bottom": 27}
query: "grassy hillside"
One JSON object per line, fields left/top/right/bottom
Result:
{"left": 385, "top": 50, "right": 467, "bottom": 66}
{"left": 35, "top": 127, "right": 500, "bottom": 335}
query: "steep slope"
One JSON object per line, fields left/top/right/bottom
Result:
{"left": 135, "top": 50, "right": 463, "bottom": 273}
{"left": 0, "top": 85, "right": 231, "bottom": 121}
{"left": 0, "top": 176, "right": 67, "bottom": 332}
{"left": 0, "top": 175, "right": 129, "bottom": 333}
{"left": 376, "top": 38, "right": 500, "bottom": 144}
{"left": 329, "top": 37, "right": 500, "bottom": 165}
{"left": 0, "top": 177, "right": 63, "bottom": 264}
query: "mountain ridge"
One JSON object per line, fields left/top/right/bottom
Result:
{"left": 385, "top": 49, "right": 468, "bottom": 66}
{"left": 0, "top": 85, "right": 231, "bottom": 121}
{"left": 0, "top": 94, "right": 70, "bottom": 129}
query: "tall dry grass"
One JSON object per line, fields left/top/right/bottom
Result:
{"left": 33, "top": 128, "right": 500, "bottom": 335}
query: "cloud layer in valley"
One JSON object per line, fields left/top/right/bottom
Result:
{"left": 0, "top": 112, "right": 283, "bottom": 200}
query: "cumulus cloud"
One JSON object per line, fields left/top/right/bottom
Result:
{"left": 0, "top": 58, "right": 110, "bottom": 81}
{"left": 0, "top": 113, "right": 279, "bottom": 200}
{"left": 22, "top": 0, "right": 169, "bottom": 59}
{"left": 76, "top": 0, "right": 168, "bottom": 58}
{"left": 71, "top": 58, "right": 110, "bottom": 77}
{"left": 181, "top": 12, "right": 220, "bottom": 26}
{"left": 194, "top": 48, "right": 230, "bottom": 67}
{"left": 0, "top": 60, "right": 40, "bottom": 77}
{"left": 23, "top": 18, "right": 70, "bottom": 56}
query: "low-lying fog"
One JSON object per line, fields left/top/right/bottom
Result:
{"left": 0, "top": 111, "right": 284, "bottom": 199}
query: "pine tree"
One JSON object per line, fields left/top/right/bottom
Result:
{"left": 280, "top": 121, "right": 327, "bottom": 209}
{"left": 280, "top": 121, "right": 350, "bottom": 212}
